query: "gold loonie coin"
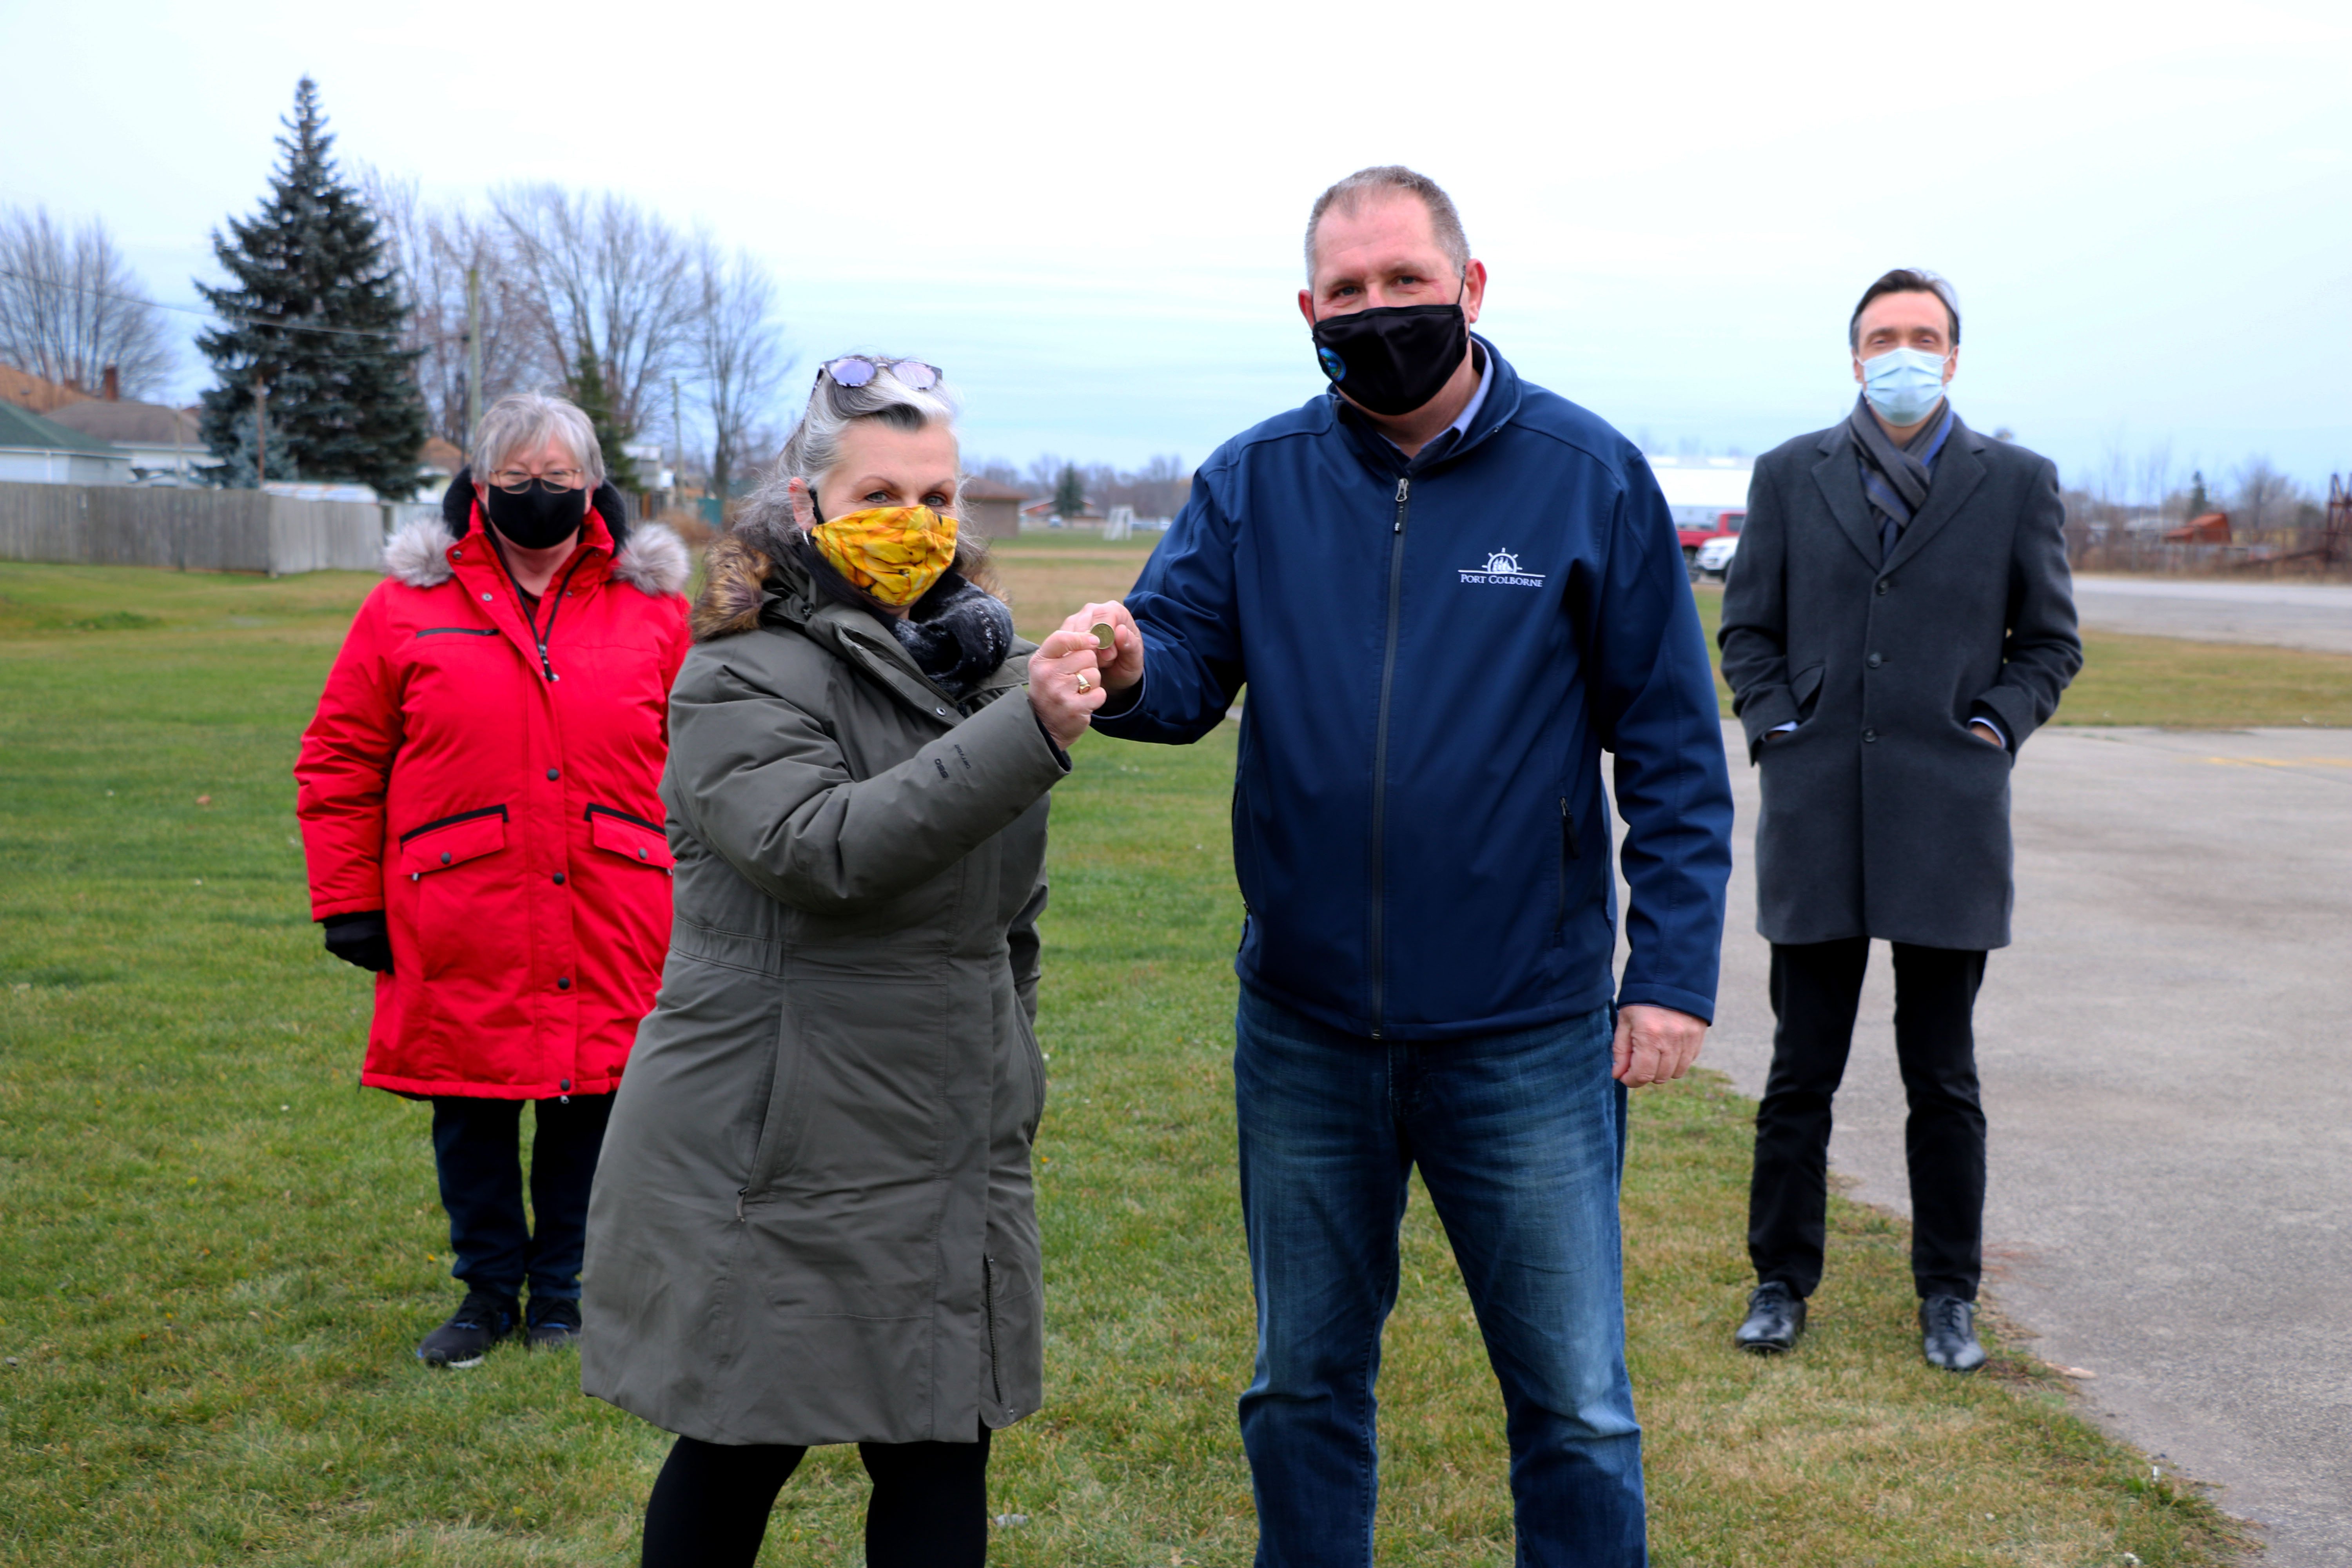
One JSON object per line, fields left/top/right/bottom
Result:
{"left": 1089, "top": 621, "right": 1116, "bottom": 650}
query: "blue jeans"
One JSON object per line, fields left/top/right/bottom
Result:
{"left": 1234, "top": 986, "right": 1646, "bottom": 1567}
{"left": 429, "top": 1093, "right": 613, "bottom": 1314}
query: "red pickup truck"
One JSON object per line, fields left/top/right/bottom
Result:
{"left": 1676, "top": 509, "right": 1745, "bottom": 568}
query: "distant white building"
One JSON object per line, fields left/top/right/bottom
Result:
{"left": 0, "top": 402, "right": 132, "bottom": 485}
{"left": 1646, "top": 454, "right": 1753, "bottom": 530}
{"left": 43, "top": 398, "right": 221, "bottom": 485}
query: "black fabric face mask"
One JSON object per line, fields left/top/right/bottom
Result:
{"left": 1311, "top": 299, "right": 1469, "bottom": 417}
{"left": 483, "top": 482, "right": 587, "bottom": 550}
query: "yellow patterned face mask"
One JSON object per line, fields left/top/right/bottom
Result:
{"left": 807, "top": 505, "right": 958, "bottom": 607}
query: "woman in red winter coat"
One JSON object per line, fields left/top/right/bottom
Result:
{"left": 296, "top": 392, "right": 691, "bottom": 1367}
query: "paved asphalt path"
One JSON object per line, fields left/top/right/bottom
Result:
{"left": 1692, "top": 721, "right": 2352, "bottom": 1563}
{"left": 2073, "top": 574, "right": 2352, "bottom": 654}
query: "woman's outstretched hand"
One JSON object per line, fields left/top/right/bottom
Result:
{"left": 1028, "top": 628, "right": 1104, "bottom": 750}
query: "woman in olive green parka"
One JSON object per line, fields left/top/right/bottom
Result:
{"left": 581, "top": 360, "right": 1113, "bottom": 1567}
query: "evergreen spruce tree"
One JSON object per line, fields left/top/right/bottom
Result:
{"left": 1053, "top": 462, "right": 1085, "bottom": 521}
{"left": 566, "top": 349, "right": 639, "bottom": 492}
{"left": 195, "top": 77, "right": 428, "bottom": 496}
{"left": 2186, "top": 470, "right": 2211, "bottom": 518}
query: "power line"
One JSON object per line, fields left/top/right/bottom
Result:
{"left": 0, "top": 266, "right": 405, "bottom": 340}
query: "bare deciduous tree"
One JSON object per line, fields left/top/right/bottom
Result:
{"left": 0, "top": 205, "right": 176, "bottom": 397}
{"left": 2230, "top": 457, "right": 2304, "bottom": 535}
{"left": 359, "top": 169, "right": 532, "bottom": 447}
{"left": 492, "top": 184, "right": 695, "bottom": 439}
{"left": 690, "top": 238, "right": 794, "bottom": 507}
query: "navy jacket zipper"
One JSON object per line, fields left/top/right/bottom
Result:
{"left": 1368, "top": 474, "right": 1411, "bottom": 1038}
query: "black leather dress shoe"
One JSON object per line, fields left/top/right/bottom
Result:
{"left": 1734, "top": 1281, "right": 1806, "bottom": 1354}
{"left": 1920, "top": 1295, "right": 1987, "bottom": 1373}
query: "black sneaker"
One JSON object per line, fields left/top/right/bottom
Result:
{"left": 416, "top": 1290, "right": 518, "bottom": 1368}
{"left": 1920, "top": 1294, "right": 1987, "bottom": 1373}
{"left": 526, "top": 1298, "right": 581, "bottom": 1350}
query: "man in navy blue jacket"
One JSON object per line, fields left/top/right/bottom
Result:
{"left": 1063, "top": 167, "right": 1733, "bottom": 1566}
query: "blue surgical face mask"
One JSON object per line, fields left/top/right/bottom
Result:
{"left": 1860, "top": 347, "right": 1950, "bottom": 426}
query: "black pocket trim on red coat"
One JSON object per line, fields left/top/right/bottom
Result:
{"left": 583, "top": 804, "right": 662, "bottom": 834}
{"left": 398, "top": 804, "right": 511, "bottom": 843}
{"left": 414, "top": 626, "right": 497, "bottom": 639}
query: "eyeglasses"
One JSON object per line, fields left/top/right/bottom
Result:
{"left": 820, "top": 357, "right": 942, "bottom": 392}
{"left": 488, "top": 469, "right": 585, "bottom": 495}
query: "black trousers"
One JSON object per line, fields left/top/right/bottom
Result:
{"left": 1748, "top": 939, "right": 1987, "bottom": 1302}
{"left": 640, "top": 1426, "right": 991, "bottom": 1568}
{"left": 428, "top": 1094, "right": 613, "bottom": 1311}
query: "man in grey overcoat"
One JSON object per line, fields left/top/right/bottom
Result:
{"left": 1718, "top": 268, "right": 2081, "bottom": 1372}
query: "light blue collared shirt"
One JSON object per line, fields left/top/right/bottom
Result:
{"left": 1381, "top": 345, "right": 1492, "bottom": 457}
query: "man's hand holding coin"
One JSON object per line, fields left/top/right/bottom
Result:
{"left": 1060, "top": 601, "right": 1144, "bottom": 694}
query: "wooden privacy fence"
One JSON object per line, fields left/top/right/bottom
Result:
{"left": 0, "top": 481, "right": 415, "bottom": 575}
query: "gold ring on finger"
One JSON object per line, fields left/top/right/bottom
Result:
{"left": 1075, "top": 672, "right": 1093, "bottom": 694}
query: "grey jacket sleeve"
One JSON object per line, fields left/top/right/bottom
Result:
{"left": 1717, "top": 458, "right": 1797, "bottom": 760}
{"left": 1975, "top": 456, "right": 2083, "bottom": 751}
{"left": 671, "top": 659, "right": 1071, "bottom": 913}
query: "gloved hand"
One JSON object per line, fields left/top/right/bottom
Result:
{"left": 322, "top": 911, "right": 394, "bottom": 975}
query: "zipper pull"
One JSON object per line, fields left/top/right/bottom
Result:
{"left": 735, "top": 1186, "right": 748, "bottom": 1221}
{"left": 1393, "top": 475, "right": 1410, "bottom": 534}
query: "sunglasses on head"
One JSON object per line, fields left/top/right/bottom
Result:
{"left": 820, "top": 356, "right": 942, "bottom": 392}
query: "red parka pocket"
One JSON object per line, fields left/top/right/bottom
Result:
{"left": 586, "top": 804, "right": 675, "bottom": 870}
{"left": 399, "top": 805, "right": 510, "bottom": 876}
{"left": 394, "top": 806, "right": 523, "bottom": 1002}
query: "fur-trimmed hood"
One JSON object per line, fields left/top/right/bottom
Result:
{"left": 382, "top": 470, "right": 691, "bottom": 597}
{"left": 688, "top": 507, "right": 1003, "bottom": 644}
{"left": 690, "top": 510, "right": 800, "bottom": 641}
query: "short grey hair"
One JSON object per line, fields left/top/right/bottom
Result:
{"left": 1304, "top": 165, "right": 1471, "bottom": 281}
{"left": 773, "top": 359, "right": 960, "bottom": 506}
{"left": 470, "top": 392, "right": 604, "bottom": 486}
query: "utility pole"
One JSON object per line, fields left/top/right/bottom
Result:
{"left": 464, "top": 264, "right": 483, "bottom": 443}
{"left": 670, "top": 375, "right": 685, "bottom": 520}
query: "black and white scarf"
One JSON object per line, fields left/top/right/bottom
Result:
{"left": 1849, "top": 394, "right": 1955, "bottom": 563}
{"left": 889, "top": 573, "right": 1014, "bottom": 702}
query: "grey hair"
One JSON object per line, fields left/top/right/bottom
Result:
{"left": 773, "top": 359, "right": 961, "bottom": 506}
{"left": 470, "top": 391, "right": 604, "bottom": 486}
{"left": 1304, "top": 165, "right": 1471, "bottom": 281}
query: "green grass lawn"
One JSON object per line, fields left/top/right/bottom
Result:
{"left": 0, "top": 562, "right": 2249, "bottom": 1565}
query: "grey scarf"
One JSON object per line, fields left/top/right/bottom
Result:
{"left": 1849, "top": 394, "right": 1955, "bottom": 562}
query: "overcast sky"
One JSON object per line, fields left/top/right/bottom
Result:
{"left": 5, "top": 0, "right": 2347, "bottom": 495}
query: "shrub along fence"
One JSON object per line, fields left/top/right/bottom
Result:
{"left": 0, "top": 481, "right": 413, "bottom": 576}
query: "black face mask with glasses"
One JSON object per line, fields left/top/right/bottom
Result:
{"left": 483, "top": 469, "right": 589, "bottom": 550}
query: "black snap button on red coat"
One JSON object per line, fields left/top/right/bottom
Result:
{"left": 439, "top": 851, "right": 452, "bottom": 864}
{"left": 552, "top": 872, "right": 566, "bottom": 885}
{"left": 547, "top": 768, "right": 559, "bottom": 781}
{"left": 557, "top": 976, "right": 572, "bottom": 990}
